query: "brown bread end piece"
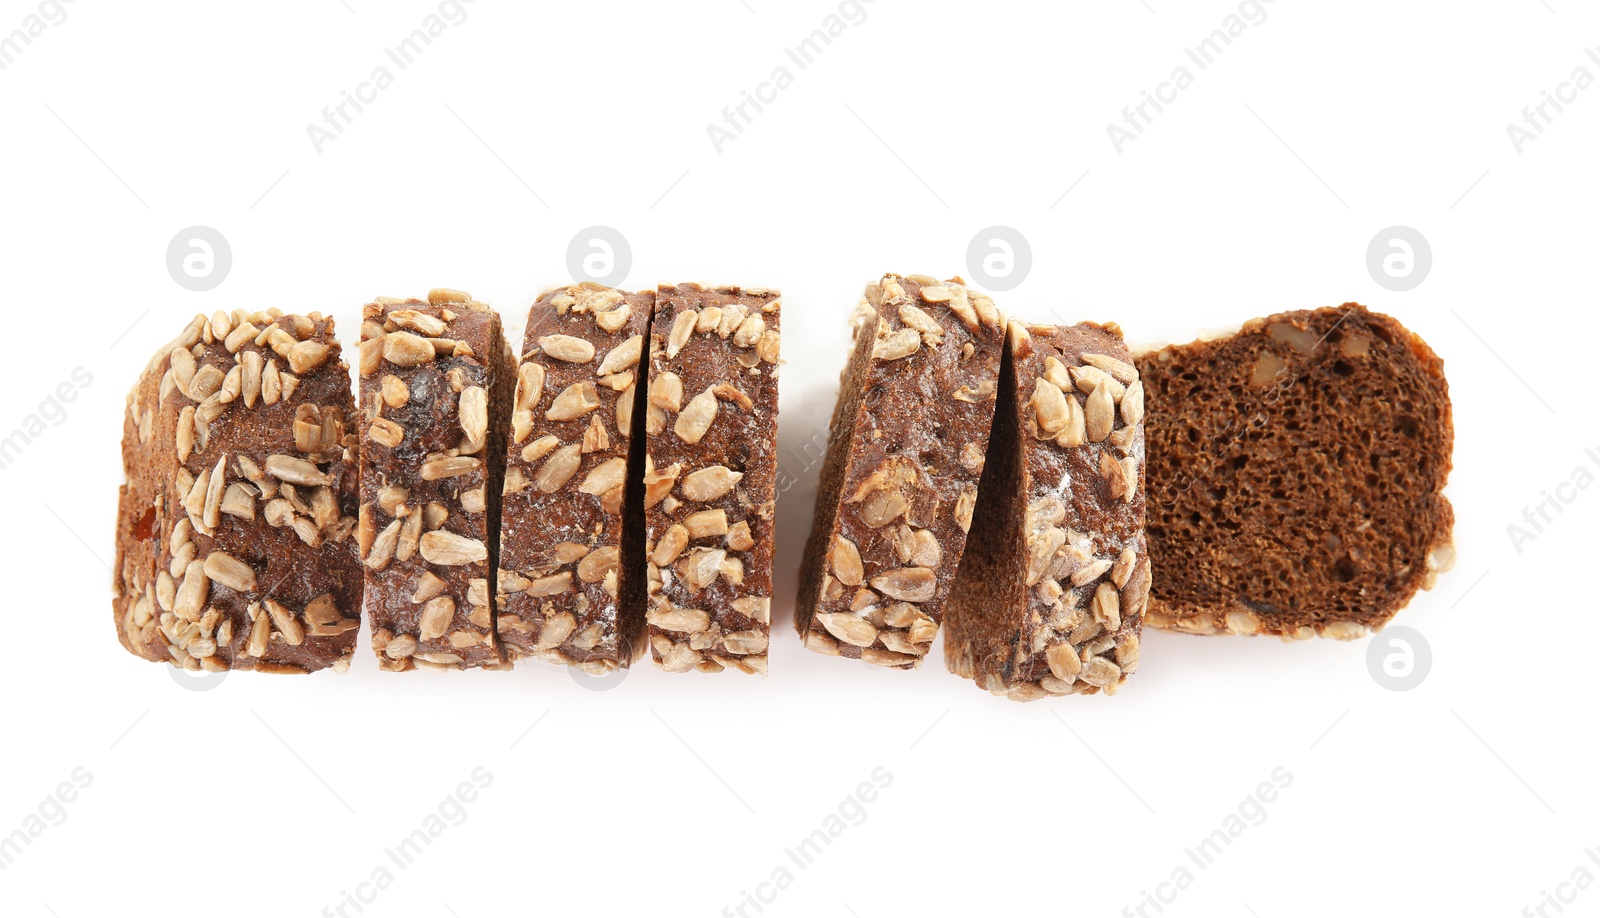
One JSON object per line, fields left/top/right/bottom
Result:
{"left": 114, "top": 309, "right": 362, "bottom": 674}
{"left": 1135, "top": 302, "right": 1455, "bottom": 640}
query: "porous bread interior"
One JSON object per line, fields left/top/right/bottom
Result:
{"left": 1137, "top": 303, "right": 1454, "bottom": 636}
{"left": 941, "top": 341, "right": 1025, "bottom": 680}
{"left": 794, "top": 311, "right": 879, "bottom": 637}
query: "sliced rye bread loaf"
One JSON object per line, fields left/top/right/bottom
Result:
{"left": 1135, "top": 302, "right": 1455, "bottom": 640}
{"left": 643, "top": 284, "right": 781, "bottom": 674}
{"left": 943, "top": 320, "right": 1149, "bottom": 700}
{"left": 497, "top": 283, "right": 654, "bottom": 672}
{"left": 795, "top": 274, "right": 1006, "bottom": 669}
{"left": 357, "top": 289, "right": 516, "bottom": 671}
{"left": 114, "top": 309, "right": 363, "bottom": 673}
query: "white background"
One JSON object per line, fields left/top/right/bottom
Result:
{"left": 1, "top": 1, "right": 1596, "bottom": 916}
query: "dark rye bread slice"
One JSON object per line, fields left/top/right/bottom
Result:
{"left": 1135, "top": 302, "right": 1455, "bottom": 640}
{"left": 114, "top": 309, "right": 363, "bottom": 673}
{"left": 643, "top": 284, "right": 781, "bottom": 674}
{"left": 795, "top": 274, "right": 1006, "bottom": 669}
{"left": 357, "top": 289, "right": 516, "bottom": 671}
{"left": 497, "top": 284, "right": 654, "bottom": 672}
{"left": 943, "top": 321, "right": 1149, "bottom": 700}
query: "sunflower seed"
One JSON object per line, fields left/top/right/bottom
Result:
{"left": 1120, "top": 457, "right": 1139, "bottom": 502}
{"left": 873, "top": 327, "right": 922, "bottom": 361}
{"left": 522, "top": 435, "right": 559, "bottom": 464}
{"left": 733, "top": 315, "right": 765, "bottom": 348}
{"left": 380, "top": 374, "right": 410, "bottom": 409}
{"left": 954, "top": 486, "right": 976, "bottom": 533}
{"left": 526, "top": 572, "right": 573, "bottom": 597}
{"left": 674, "top": 387, "right": 719, "bottom": 444}
{"left": 829, "top": 534, "right": 865, "bottom": 587}
{"left": 246, "top": 605, "right": 271, "bottom": 657}
{"left": 573, "top": 457, "right": 624, "bottom": 497}
{"left": 667, "top": 309, "right": 698, "bottom": 358}
{"left": 383, "top": 332, "right": 436, "bottom": 367}
{"left": 1032, "top": 377, "right": 1069, "bottom": 434}
{"left": 815, "top": 612, "right": 877, "bottom": 647}
{"left": 173, "top": 561, "right": 210, "bottom": 621}
{"left": 726, "top": 521, "right": 755, "bottom": 552}
{"left": 516, "top": 363, "right": 546, "bottom": 412}
{"left": 578, "top": 546, "right": 619, "bottom": 583}
{"left": 265, "top": 455, "right": 329, "bottom": 486}
{"left": 683, "top": 509, "right": 729, "bottom": 539}
{"left": 535, "top": 443, "right": 583, "bottom": 492}
{"left": 264, "top": 598, "right": 304, "bottom": 646}
{"left": 368, "top": 416, "right": 404, "bottom": 449}
{"left": 203, "top": 551, "right": 256, "bottom": 593}
{"left": 1092, "top": 581, "right": 1121, "bottom": 630}
{"left": 1078, "top": 657, "right": 1121, "bottom": 688}
{"left": 757, "top": 329, "right": 781, "bottom": 364}
{"left": 1085, "top": 382, "right": 1115, "bottom": 442}
{"left": 407, "top": 571, "right": 445, "bottom": 603}
{"left": 1121, "top": 379, "right": 1144, "bottom": 428}
{"left": 546, "top": 381, "right": 601, "bottom": 421}
{"left": 596, "top": 335, "right": 643, "bottom": 376}
{"left": 682, "top": 465, "right": 742, "bottom": 502}
{"left": 421, "top": 455, "right": 480, "bottom": 480}
{"left": 1081, "top": 352, "right": 1139, "bottom": 384}
{"left": 428, "top": 288, "right": 469, "bottom": 306}
{"left": 652, "top": 524, "right": 690, "bottom": 566}
{"left": 419, "top": 596, "right": 455, "bottom": 641}
{"left": 458, "top": 386, "right": 488, "bottom": 450}
{"left": 648, "top": 604, "right": 711, "bottom": 633}
{"left": 538, "top": 334, "right": 596, "bottom": 364}
{"left": 287, "top": 340, "right": 330, "bottom": 374}
{"left": 1046, "top": 642, "right": 1082, "bottom": 679}
{"left": 384, "top": 634, "right": 418, "bottom": 660}
{"left": 870, "top": 567, "right": 937, "bottom": 602}
{"left": 419, "top": 530, "right": 487, "bottom": 565}
{"left": 651, "top": 372, "right": 684, "bottom": 411}
{"left": 1071, "top": 365, "right": 1126, "bottom": 402}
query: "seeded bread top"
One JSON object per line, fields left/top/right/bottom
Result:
{"left": 1136, "top": 303, "right": 1455, "bottom": 639}
{"left": 497, "top": 283, "right": 654, "bottom": 669}
{"left": 114, "top": 309, "right": 362, "bottom": 674}
{"left": 357, "top": 289, "right": 512, "bottom": 670}
{"left": 796, "top": 274, "right": 1007, "bottom": 669}
{"left": 1006, "top": 321, "right": 1148, "bottom": 695}
{"left": 643, "top": 284, "right": 781, "bottom": 674}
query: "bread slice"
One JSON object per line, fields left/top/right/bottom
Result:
{"left": 1135, "top": 302, "right": 1455, "bottom": 639}
{"left": 497, "top": 283, "right": 654, "bottom": 672}
{"left": 943, "top": 321, "right": 1149, "bottom": 700}
{"left": 643, "top": 284, "right": 781, "bottom": 674}
{"left": 357, "top": 289, "right": 516, "bottom": 671}
{"left": 114, "top": 310, "right": 363, "bottom": 673}
{"left": 795, "top": 274, "right": 1007, "bottom": 669}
